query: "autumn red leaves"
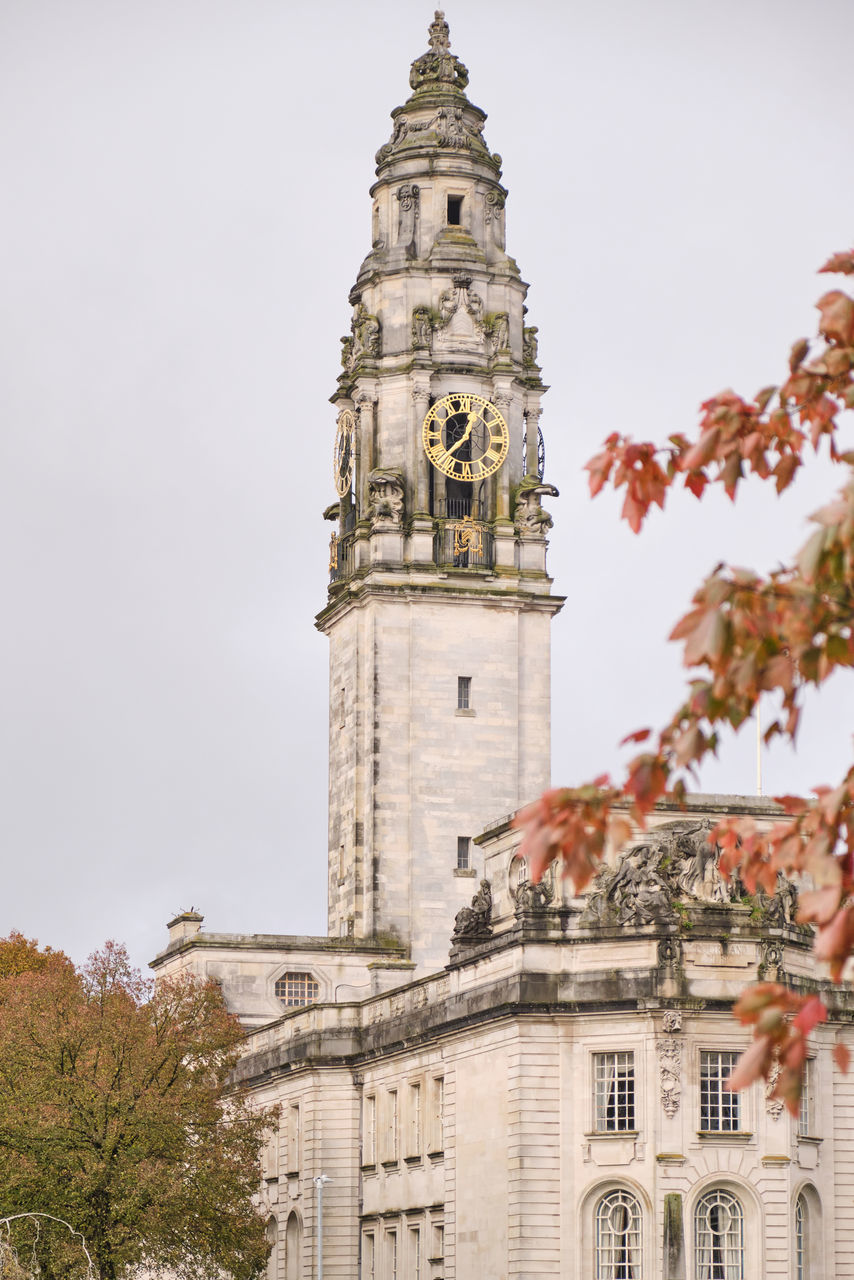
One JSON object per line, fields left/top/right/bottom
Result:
{"left": 515, "top": 248, "right": 854, "bottom": 1111}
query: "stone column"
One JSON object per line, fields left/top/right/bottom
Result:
{"left": 492, "top": 387, "right": 515, "bottom": 522}
{"left": 524, "top": 401, "right": 542, "bottom": 478}
{"left": 411, "top": 377, "right": 432, "bottom": 515}
{"left": 355, "top": 387, "right": 377, "bottom": 571}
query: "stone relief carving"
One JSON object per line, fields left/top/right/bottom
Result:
{"left": 351, "top": 302, "right": 382, "bottom": 362}
{"left": 367, "top": 469, "right": 405, "bottom": 527}
{"left": 411, "top": 306, "right": 434, "bottom": 350}
{"left": 522, "top": 325, "right": 540, "bottom": 369}
{"left": 484, "top": 311, "right": 510, "bottom": 358}
{"left": 581, "top": 818, "right": 800, "bottom": 936}
{"left": 764, "top": 1061, "right": 784, "bottom": 1120}
{"left": 484, "top": 188, "right": 506, "bottom": 248}
{"left": 433, "top": 275, "right": 486, "bottom": 349}
{"left": 514, "top": 478, "right": 559, "bottom": 535}
{"left": 515, "top": 875, "right": 554, "bottom": 913}
{"left": 662, "top": 1010, "right": 682, "bottom": 1033}
{"left": 658, "top": 937, "right": 683, "bottom": 967}
{"left": 396, "top": 183, "right": 420, "bottom": 251}
{"left": 656, "top": 1037, "right": 682, "bottom": 1118}
{"left": 452, "top": 879, "right": 493, "bottom": 941}
{"left": 581, "top": 820, "right": 740, "bottom": 929}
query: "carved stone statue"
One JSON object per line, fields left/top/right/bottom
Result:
{"left": 409, "top": 10, "right": 470, "bottom": 95}
{"left": 484, "top": 189, "right": 506, "bottom": 248}
{"left": 486, "top": 311, "right": 510, "bottom": 356}
{"left": 351, "top": 302, "right": 382, "bottom": 361}
{"left": 579, "top": 818, "right": 797, "bottom": 932}
{"left": 515, "top": 875, "right": 554, "bottom": 913}
{"left": 412, "top": 307, "right": 433, "bottom": 350}
{"left": 396, "top": 183, "right": 420, "bottom": 253}
{"left": 522, "top": 325, "right": 539, "bottom": 368}
{"left": 514, "top": 478, "right": 559, "bottom": 535}
{"left": 452, "top": 879, "right": 493, "bottom": 940}
{"left": 367, "top": 469, "right": 405, "bottom": 527}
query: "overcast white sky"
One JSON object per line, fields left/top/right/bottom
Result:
{"left": 2, "top": 0, "right": 853, "bottom": 971}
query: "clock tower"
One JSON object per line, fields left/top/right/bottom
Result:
{"left": 317, "top": 11, "right": 563, "bottom": 973}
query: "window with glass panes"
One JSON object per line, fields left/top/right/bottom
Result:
{"left": 595, "top": 1189, "right": 642, "bottom": 1279}
{"left": 795, "top": 1194, "right": 807, "bottom": 1280}
{"left": 699, "top": 1051, "right": 740, "bottom": 1131}
{"left": 694, "top": 1189, "right": 743, "bottom": 1279}
{"left": 364, "top": 1094, "right": 376, "bottom": 1165}
{"left": 274, "top": 971, "right": 319, "bottom": 1007}
{"left": 409, "top": 1081, "right": 422, "bottom": 1156}
{"left": 594, "top": 1052, "right": 636, "bottom": 1131}
{"left": 798, "top": 1059, "right": 813, "bottom": 1137}
{"left": 410, "top": 1227, "right": 421, "bottom": 1280}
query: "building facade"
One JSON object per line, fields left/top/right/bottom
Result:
{"left": 151, "top": 13, "right": 854, "bottom": 1278}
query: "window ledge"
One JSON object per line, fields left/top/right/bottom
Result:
{"left": 381, "top": 1159, "right": 399, "bottom": 1171}
{"left": 696, "top": 1130, "right": 753, "bottom": 1141}
{"left": 584, "top": 1130, "right": 640, "bottom": 1140}
{"left": 762, "top": 1155, "right": 791, "bottom": 1166}
{"left": 797, "top": 1134, "right": 823, "bottom": 1145}
{"left": 453, "top": 867, "right": 476, "bottom": 878}
{"left": 360, "top": 1163, "right": 377, "bottom": 1174}
{"left": 656, "top": 1153, "right": 686, "bottom": 1165}
{"left": 404, "top": 1154, "right": 423, "bottom": 1166}
{"left": 427, "top": 1149, "right": 444, "bottom": 1162}
{"left": 455, "top": 708, "right": 476, "bottom": 717}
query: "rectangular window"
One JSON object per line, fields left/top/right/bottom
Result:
{"left": 593, "top": 1052, "right": 635, "bottom": 1132}
{"left": 447, "top": 195, "right": 463, "bottom": 225}
{"left": 261, "top": 1125, "right": 279, "bottom": 1180}
{"left": 363, "top": 1232, "right": 375, "bottom": 1280}
{"left": 798, "top": 1058, "right": 814, "bottom": 1137}
{"left": 386, "top": 1230, "right": 398, "bottom": 1280}
{"left": 408, "top": 1081, "right": 422, "bottom": 1157}
{"left": 431, "top": 1223, "right": 444, "bottom": 1263}
{"left": 457, "top": 676, "right": 471, "bottom": 709}
{"left": 364, "top": 1093, "right": 377, "bottom": 1165}
{"left": 429, "top": 1076, "right": 444, "bottom": 1153}
{"left": 456, "top": 836, "right": 471, "bottom": 870}
{"left": 410, "top": 1227, "right": 421, "bottom": 1280}
{"left": 385, "top": 1088, "right": 398, "bottom": 1162}
{"left": 700, "top": 1050, "right": 740, "bottom": 1131}
{"left": 287, "top": 1103, "right": 300, "bottom": 1173}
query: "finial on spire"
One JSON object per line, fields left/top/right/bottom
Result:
{"left": 428, "top": 10, "right": 451, "bottom": 54}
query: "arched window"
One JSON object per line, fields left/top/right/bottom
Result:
{"left": 265, "top": 1216, "right": 278, "bottom": 1280}
{"left": 275, "top": 972, "right": 319, "bottom": 1007}
{"left": 285, "top": 1212, "right": 301, "bottom": 1280}
{"left": 595, "top": 1189, "right": 642, "bottom": 1278}
{"left": 694, "top": 1189, "right": 743, "bottom": 1280}
{"left": 795, "top": 1194, "right": 807, "bottom": 1280}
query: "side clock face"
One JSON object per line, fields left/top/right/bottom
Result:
{"left": 334, "top": 409, "right": 355, "bottom": 496}
{"left": 422, "top": 393, "right": 509, "bottom": 481}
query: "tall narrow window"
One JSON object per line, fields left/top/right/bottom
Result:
{"left": 287, "top": 1104, "right": 300, "bottom": 1174}
{"left": 447, "top": 195, "right": 463, "bottom": 225}
{"left": 386, "top": 1230, "right": 398, "bottom": 1280}
{"left": 457, "top": 676, "right": 471, "bottom": 709}
{"left": 363, "top": 1232, "right": 376, "bottom": 1280}
{"left": 408, "top": 1081, "right": 422, "bottom": 1157}
{"left": 694, "top": 1189, "right": 743, "bottom": 1279}
{"left": 594, "top": 1052, "right": 636, "bottom": 1132}
{"left": 410, "top": 1227, "right": 421, "bottom": 1280}
{"left": 364, "top": 1094, "right": 377, "bottom": 1165}
{"left": 700, "top": 1051, "right": 740, "bottom": 1131}
{"left": 456, "top": 836, "right": 471, "bottom": 870}
{"left": 798, "top": 1059, "right": 814, "bottom": 1137}
{"left": 595, "top": 1190, "right": 642, "bottom": 1279}
{"left": 385, "top": 1089, "right": 398, "bottom": 1163}
{"left": 795, "top": 1194, "right": 807, "bottom": 1280}
{"left": 429, "top": 1076, "right": 444, "bottom": 1153}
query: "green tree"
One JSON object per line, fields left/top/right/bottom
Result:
{"left": 0, "top": 938, "right": 274, "bottom": 1280}
{"left": 517, "top": 246, "right": 854, "bottom": 1110}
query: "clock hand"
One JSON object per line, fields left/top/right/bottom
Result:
{"left": 444, "top": 412, "right": 476, "bottom": 458}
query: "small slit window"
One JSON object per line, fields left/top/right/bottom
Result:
{"left": 457, "top": 676, "right": 471, "bottom": 709}
{"left": 447, "top": 195, "right": 463, "bottom": 225}
{"left": 275, "top": 971, "right": 319, "bottom": 1007}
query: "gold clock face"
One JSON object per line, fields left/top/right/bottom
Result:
{"left": 334, "top": 409, "right": 355, "bottom": 496}
{"left": 422, "top": 393, "right": 509, "bottom": 481}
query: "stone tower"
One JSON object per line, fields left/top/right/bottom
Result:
{"left": 317, "top": 11, "right": 563, "bottom": 973}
